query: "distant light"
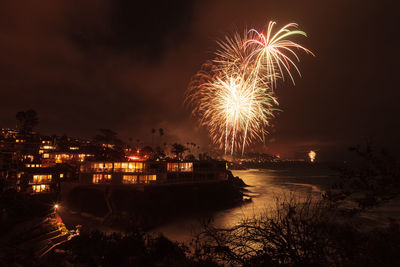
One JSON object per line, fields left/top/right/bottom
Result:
{"left": 128, "top": 155, "right": 142, "bottom": 161}
{"left": 54, "top": 204, "right": 59, "bottom": 210}
{"left": 308, "top": 150, "right": 316, "bottom": 162}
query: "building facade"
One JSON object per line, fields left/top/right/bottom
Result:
{"left": 79, "top": 160, "right": 228, "bottom": 185}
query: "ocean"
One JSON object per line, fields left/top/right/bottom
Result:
{"left": 154, "top": 166, "right": 338, "bottom": 242}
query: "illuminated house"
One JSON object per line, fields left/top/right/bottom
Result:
{"left": 0, "top": 130, "right": 87, "bottom": 192}
{"left": 38, "top": 139, "right": 56, "bottom": 155}
{"left": 42, "top": 151, "right": 94, "bottom": 165}
{"left": 18, "top": 164, "right": 75, "bottom": 193}
{"left": 80, "top": 161, "right": 160, "bottom": 185}
{"left": 18, "top": 167, "right": 59, "bottom": 194}
{"left": 79, "top": 160, "right": 228, "bottom": 185}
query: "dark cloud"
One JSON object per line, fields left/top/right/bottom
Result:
{"left": 0, "top": 0, "right": 398, "bottom": 160}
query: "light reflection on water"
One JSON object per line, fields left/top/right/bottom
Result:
{"left": 154, "top": 167, "right": 337, "bottom": 243}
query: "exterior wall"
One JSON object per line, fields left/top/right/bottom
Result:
{"left": 80, "top": 161, "right": 160, "bottom": 185}
{"left": 79, "top": 160, "right": 227, "bottom": 185}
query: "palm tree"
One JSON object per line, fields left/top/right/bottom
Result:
{"left": 151, "top": 128, "right": 156, "bottom": 148}
{"left": 128, "top": 137, "right": 133, "bottom": 149}
{"left": 158, "top": 128, "right": 164, "bottom": 146}
{"left": 171, "top": 143, "right": 188, "bottom": 160}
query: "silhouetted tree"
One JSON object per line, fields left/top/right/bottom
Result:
{"left": 158, "top": 128, "right": 164, "bottom": 146}
{"left": 151, "top": 146, "right": 166, "bottom": 160}
{"left": 94, "top": 129, "right": 123, "bottom": 147}
{"left": 151, "top": 128, "right": 156, "bottom": 148}
{"left": 325, "top": 142, "right": 400, "bottom": 210}
{"left": 185, "top": 154, "right": 196, "bottom": 161}
{"left": 93, "top": 129, "right": 124, "bottom": 160}
{"left": 171, "top": 143, "right": 188, "bottom": 160}
{"left": 194, "top": 195, "right": 400, "bottom": 266}
{"left": 140, "top": 146, "right": 154, "bottom": 159}
{"left": 128, "top": 137, "right": 133, "bottom": 149}
{"left": 15, "top": 109, "right": 39, "bottom": 133}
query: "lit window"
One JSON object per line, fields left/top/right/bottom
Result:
{"left": 32, "top": 175, "right": 52, "bottom": 183}
{"left": 32, "top": 184, "right": 50, "bottom": 193}
{"left": 179, "top": 162, "right": 193, "bottom": 172}
{"left": 135, "top": 162, "right": 144, "bottom": 172}
{"left": 105, "top": 163, "right": 113, "bottom": 169}
{"left": 138, "top": 175, "right": 157, "bottom": 184}
{"left": 93, "top": 174, "right": 103, "bottom": 184}
{"left": 123, "top": 175, "right": 138, "bottom": 184}
{"left": 43, "top": 153, "right": 49, "bottom": 159}
{"left": 60, "top": 173, "right": 64, "bottom": 178}
{"left": 93, "top": 174, "right": 111, "bottom": 183}
{"left": 167, "top": 163, "right": 180, "bottom": 172}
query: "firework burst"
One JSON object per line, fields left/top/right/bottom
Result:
{"left": 186, "top": 21, "right": 313, "bottom": 156}
{"left": 186, "top": 62, "right": 278, "bottom": 155}
{"left": 244, "top": 21, "right": 314, "bottom": 89}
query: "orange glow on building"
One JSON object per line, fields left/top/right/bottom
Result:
{"left": 128, "top": 155, "right": 142, "bottom": 161}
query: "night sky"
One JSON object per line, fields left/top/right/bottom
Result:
{"left": 0, "top": 0, "right": 398, "bottom": 160}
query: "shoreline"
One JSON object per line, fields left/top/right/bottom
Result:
{"left": 58, "top": 171, "right": 248, "bottom": 232}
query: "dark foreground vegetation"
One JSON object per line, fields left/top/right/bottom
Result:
{"left": 1, "top": 143, "right": 400, "bottom": 266}
{"left": 193, "top": 197, "right": 400, "bottom": 266}
{"left": 41, "top": 197, "right": 400, "bottom": 266}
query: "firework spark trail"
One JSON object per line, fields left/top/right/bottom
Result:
{"left": 240, "top": 21, "right": 313, "bottom": 155}
{"left": 244, "top": 21, "right": 314, "bottom": 89}
{"left": 186, "top": 64, "right": 278, "bottom": 155}
{"left": 186, "top": 21, "right": 313, "bottom": 156}
{"left": 238, "top": 22, "right": 313, "bottom": 155}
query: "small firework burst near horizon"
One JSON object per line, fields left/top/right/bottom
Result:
{"left": 186, "top": 21, "right": 313, "bottom": 156}
{"left": 308, "top": 150, "right": 316, "bottom": 162}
